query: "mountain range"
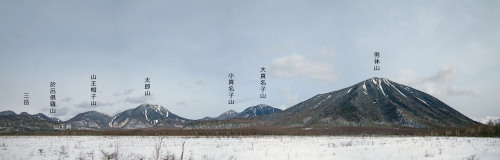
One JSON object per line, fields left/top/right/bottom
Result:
{"left": 201, "top": 104, "right": 282, "bottom": 121}
{"left": 0, "top": 111, "right": 61, "bottom": 132}
{"left": 0, "top": 77, "right": 479, "bottom": 131}
{"left": 185, "top": 77, "right": 478, "bottom": 129}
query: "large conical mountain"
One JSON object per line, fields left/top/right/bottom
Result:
{"left": 264, "top": 77, "right": 477, "bottom": 128}
{"left": 109, "top": 104, "right": 192, "bottom": 129}
{"left": 65, "top": 111, "right": 111, "bottom": 129}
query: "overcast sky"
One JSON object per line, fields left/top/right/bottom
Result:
{"left": 1, "top": 0, "right": 499, "bottom": 122}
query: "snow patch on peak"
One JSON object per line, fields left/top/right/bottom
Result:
{"left": 372, "top": 78, "right": 378, "bottom": 85}
{"left": 363, "top": 82, "right": 368, "bottom": 95}
{"left": 384, "top": 79, "right": 407, "bottom": 98}
{"left": 347, "top": 88, "right": 352, "bottom": 93}
{"left": 150, "top": 104, "right": 162, "bottom": 113}
{"left": 224, "top": 110, "right": 237, "bottom": 115}
{"left": 313, "top": 94, "right": 332, "bottom": 109}
{"left": 416, "top": 97, "right": 429, "bottom": 106}
{"left": 109, "top": 116, "right": 117, "bottom": 127}
{"left": 377, "top": 78, "right": 387, "bottom": 97}
{"left": 141, "top": 104, "right": 164, "bottom": 113}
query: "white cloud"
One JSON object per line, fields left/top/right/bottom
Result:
{"left": 471, "top": 116, "right": 500, "bottom": 124}
{"left": 113, "top": 89, "right": 135, "bottom": 96}
{"left": 269, "top": 51, "right": 337, "bottom": 82}
{"left": 398, "top": 65, "right": 475, "bottom": 101}
{"left": 195, "top": 80, "right": 204, "bottom": 85}
{"left": 75, "top": 101, "right": 113, "bottom": 109}
{"left": 423, "top": 65, "right": 457, "bottom": 83}
{"left": 60, "top": 97, "right": 72, "bottom": 102}
{"left": 278, "top": 86, "right": 299, "bottom": 110}
{"left": 123, "top": 95, "right": 153, "bottom": 104}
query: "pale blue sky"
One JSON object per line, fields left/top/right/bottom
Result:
{"left": 1, "top": 0, "right": 499, "bottom": 122}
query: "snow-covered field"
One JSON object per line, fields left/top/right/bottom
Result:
{"left": 1, "top": 136, "right": 499, "bottom": 160}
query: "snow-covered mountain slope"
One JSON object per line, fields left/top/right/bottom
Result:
{"left": 263, "top": 77, "right": 478, "bottom": 128}
{"left": 109, "top": 104, "right": 192, "bottom": 129}
{"left": 65, "top": 111, "right": 111, "bottom": 129}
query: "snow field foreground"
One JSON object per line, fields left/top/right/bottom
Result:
{"left": 1, "top": 136, "right": 499, "bottom": 160}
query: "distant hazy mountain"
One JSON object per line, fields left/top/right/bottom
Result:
{"left": 199, "top": 117, "right": 215, "bottom": 121}
{"left": 263, "top": 77, "right": 478, "bottom": 128}
{"left": 184, "top": 104, "right": 282, "bottom": 129}
{"left": 235, "top": 104, "right": 281, "bottom": 118}
{"left": 65, "top": 111, "right": 111, "bottom": 129}
{"left": 109, "top": 104, "right": 192, "bottom": 129}
{"left": 0, "top": 111, "right": 61, "bottom": 122}
{"left": 215, "top": 109, "right": 239, "bottom": 120}
{"left": 0, "top": 111, "right": 16, "bottom": 116}
{"left": 198, "top": 105, "right": 281, "bottom": 121}
{"left": 0, "top": 111, "right": 61, "bottom": 132}
{"left": 199, "top": 109, "right": 239, "bottom": 121}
